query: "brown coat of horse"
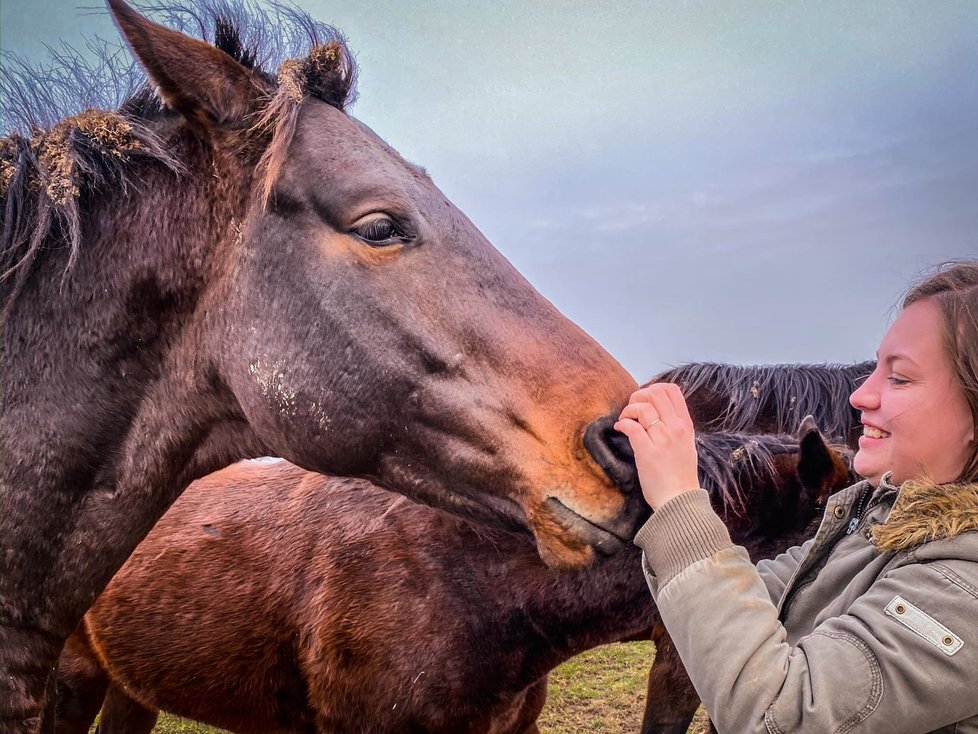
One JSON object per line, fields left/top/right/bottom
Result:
{"left": 54, "top": 426, "right": 853, "bottom": 734}
{"left": 0, "top": 3, "right": 644, "bottom": 726}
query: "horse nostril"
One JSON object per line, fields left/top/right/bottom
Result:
{"left": 584, "top": 416, "right": 640, "bottom": 495}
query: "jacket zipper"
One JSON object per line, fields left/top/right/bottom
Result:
{"left": 780, "top": 489, "right": 889, "bottom": 618}
{"left": 845, "top": 486, "right": 872, "bottom": 535}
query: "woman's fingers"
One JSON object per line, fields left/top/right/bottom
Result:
{"left": 618, "top": 382, "right": 701, "bottom": 512}
{"left": 614, "top": 418, "right": 652, "bottom": 453}
{"left": 614, "top": 418, "right": 660, "bottom": 475}
{"left": 628, "top": 383, "right": 692, "bottom": 431}
{"left": 626, "top": 384, "right": 680, "bottom": 426}
{"left": 618, "top": 402, "right": 661, "bottom": 430}
{"left": 661, "top": 382, "right": 694, "bottom": 425}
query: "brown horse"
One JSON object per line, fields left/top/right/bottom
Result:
{"left": 649, "top": 361, "right": 875, "bottom": 449}
{"left": 0, "top": 2, "right": 643, "bottom": 728}
{"left": 53, "top": 424, "right": 853, "bottom": 734}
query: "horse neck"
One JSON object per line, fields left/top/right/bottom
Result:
{"left": 2, "top": 131, "right": 265, "bottom": 502}
{"left": 502, "top": 542, "right": 653, "bottom": 675}
{"left": 0, "top": 129, "right": 272, "bottom": 640}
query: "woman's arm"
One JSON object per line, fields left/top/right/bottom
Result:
{"left": 755, "top": 540, "right": 813, "bottom": 605}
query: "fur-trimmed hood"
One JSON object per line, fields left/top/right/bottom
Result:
{"left": 871, "top": 475, "right": 978, "bottom": 552}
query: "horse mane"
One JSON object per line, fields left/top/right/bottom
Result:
{"left": 652, "top": 361, "right": 874, "bottom": 442}
{"left": 694, "top": 430, "right": 798, "bottom": 518}
{"left": 0, "top": 0, "right": 357, "bottom": 304}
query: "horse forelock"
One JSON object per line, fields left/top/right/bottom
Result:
{"left": 654, "top": 361, "right": 872, "bottom": 443}
{"left": 255, "top": 37, "right": 359, "bottom": 207}
{"left": 0, "top": 0, "right": 358, "bottom": 304}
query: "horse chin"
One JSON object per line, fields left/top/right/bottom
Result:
{"left": 534, "top": 535, "right": 598, "bottom": 569}
{"left": 526, "top": 497, "right": 636, "bottom": 569}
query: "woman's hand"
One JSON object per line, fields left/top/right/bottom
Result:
{"left": 614, "top": 383, "right": 700, "bottom": 511}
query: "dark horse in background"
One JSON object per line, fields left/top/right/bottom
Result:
{"left": 0, "top": 2, "right": 644, "bottom": 728}
{"left": 53, "top": 424, "right": 854, "bottom": 734}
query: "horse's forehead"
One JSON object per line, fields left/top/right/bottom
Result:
{"left": 293, "top": 104, "right": 424, "bottom": 181}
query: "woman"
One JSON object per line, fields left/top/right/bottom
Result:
{"left": 616, "top": 260, "right": 978, "bottom": 733}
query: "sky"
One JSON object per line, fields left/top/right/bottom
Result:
{"left": 2, "top": 1, "right": 976, "bottom": 381}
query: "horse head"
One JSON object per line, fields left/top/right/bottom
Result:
{"left": 101, "top": 0, "right": 644, "bottom": 565}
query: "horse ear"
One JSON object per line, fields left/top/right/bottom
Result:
{"left": 107, "top": 0, "right": 264, "bottom": 131}
{"left": 796, "top": 414, "right": 819, "bottom": 438}
{"left": 796, "top": 422, "right": 834, "bottom": 492}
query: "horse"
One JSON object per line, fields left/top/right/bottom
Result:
{"left": 0, "top": 2, "right": 644, "bottom": 727}
{"left": 648, "top": 360, "right": 875, "bottom": 449}
{"left": 53, "top": 422, "right": 854, "bottom": 734}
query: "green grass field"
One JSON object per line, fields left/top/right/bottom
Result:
{"left": 138, "top": 640, "right": 708, "bottom": 734}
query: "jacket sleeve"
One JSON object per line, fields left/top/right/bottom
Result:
{"left": 634, "top": 490, "right": 978, "bottom": 734}
{"left": 755, "top": 540, "right": 812, "bottom": 605}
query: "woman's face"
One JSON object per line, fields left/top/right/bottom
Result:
{"left": 849, "top": 298, "right": 974, "bottom": 486}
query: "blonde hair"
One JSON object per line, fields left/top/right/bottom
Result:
{"left": 902, "top": 260, "right": 978, "bottom": 482}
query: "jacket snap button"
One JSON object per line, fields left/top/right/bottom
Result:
{"left": 944, "top": 636, "right": 954, "bottom": 646}
{"left": 833, "top": 506, "right": 846, "bottom": 519}
{"left": 895, "top": 604, "right": 906, "bottom": 614}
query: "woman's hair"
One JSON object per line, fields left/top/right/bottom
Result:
{"left": 903, "top": 260, "right": 978, "bottom": 482}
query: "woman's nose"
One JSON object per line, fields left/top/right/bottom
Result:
{"left": 849, "top": 372, "right": 879, "bottom": 411}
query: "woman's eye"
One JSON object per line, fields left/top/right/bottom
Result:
{"left": 350, "top": 216, "right": 409, "bottom": 246}
{"left": 888, "top": 376, "right": 909, "bottom": 386}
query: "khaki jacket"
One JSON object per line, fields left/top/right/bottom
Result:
{"left": 634, "top": 474, "right": 978, "bottom": 734}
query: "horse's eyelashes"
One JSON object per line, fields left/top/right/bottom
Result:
{"left": 358, "top": 218, "right": 396, "bottom": 241}
{"left": 350, "top": 215, "right": 412, "bottom": 247}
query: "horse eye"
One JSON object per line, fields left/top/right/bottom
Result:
{"left": 350, "top": 216, "right": 408, "bottom": 247}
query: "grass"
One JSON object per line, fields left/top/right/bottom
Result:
{"left": 537, "top": 642, "right": 710, "bottom": 734}
{"left": 150, "top": 717, "right": 223, "bottom": 733}
{"left": 133, "top": 641, "right": 710, "bottom": 733}
{"left": 537, "top": 641, "right": 655, "bottom": 733}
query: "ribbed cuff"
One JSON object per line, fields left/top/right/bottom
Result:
{"left": 633, "top": 489, "right": 733, "bottom": 586}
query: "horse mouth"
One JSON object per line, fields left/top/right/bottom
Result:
{"left": 542, "top": 497, "right": 630, "bottom": 556}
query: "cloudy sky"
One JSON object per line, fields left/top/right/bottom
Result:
{"left": 3, "top": 1, "right": 975, "bottom": 381}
